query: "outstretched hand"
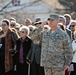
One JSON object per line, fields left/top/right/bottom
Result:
{"left": 40, "top": 21, "right": 47, "bottom": 28}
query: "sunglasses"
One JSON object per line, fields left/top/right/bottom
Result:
{"left": 70, "top": 25, "right": 75, "bottom": 27}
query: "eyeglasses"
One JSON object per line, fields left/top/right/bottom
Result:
{"left": 44, "top": 27, "right": 48, "bottom": 29}
{"left": 59, "top": 20, "right": 65, "bottom": 22}
{"left": 30, "top": 29, "right": 33, "bottom": 31}
{"left": 10, "top": 24, "right": 15, "bottom": 26}
{"left": 20, "top": 31, "right": 25, "bottom": 33}
{"left": 2, "top": 24, "right": 7, "bottom": 26}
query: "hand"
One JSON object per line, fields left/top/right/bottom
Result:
{"left": 40, "top": 21, "right": 47, "bottom": 28}
{"left": 63, "top": 65, "right": 69, "bottom": 71}
{"left": 9, "top": 49, "right": 15, "bottom": 56}
{"left": 14, "top": 65, "right": 16, "bottom": 71}
{"left": 0, "top": 33, "right": 6, "bottom": 38}
{"left": 26, "top": 58, "right": 31, "bottom": 64}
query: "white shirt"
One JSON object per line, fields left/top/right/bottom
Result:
{"left": 66, "top": 24, "right": 70, "bottom": 29}
{"left": 72, "top": 40, "right": 76, "bottom": 62}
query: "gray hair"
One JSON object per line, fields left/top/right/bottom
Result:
{"left": 10, "top": 21, "right": 16, "bottom": 25}
{"left": 71, "top": 20, "right": 76, "bottom": 24}
{"left": 59, "top": 15, "right": 66, "bottom": 23}
{"left": 64, "top": 14, "right": 71, "bottom": 20}
{"left": 19, "top": 26, "right": 29, "bottom": 36}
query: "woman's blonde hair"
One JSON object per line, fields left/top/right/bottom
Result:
{"left": 74, "top": 31, "right": 76, "bottom": 40}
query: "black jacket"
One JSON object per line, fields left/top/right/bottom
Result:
{"left": 14, "top": 37, "right": 32, "bottom": 64}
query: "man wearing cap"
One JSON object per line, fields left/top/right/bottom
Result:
{"left": 30, "top": 14, "right": 73, "bottom": 75}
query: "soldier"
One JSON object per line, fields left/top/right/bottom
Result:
{"left": 30, "top": 14, "right": 73, "bottom": 75}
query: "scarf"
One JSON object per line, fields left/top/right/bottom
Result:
{"left": 0, "top": 29, "right": 13, "bottom": 72}
{"left": 19, "top": 39, "right": 24, "bottom": 63}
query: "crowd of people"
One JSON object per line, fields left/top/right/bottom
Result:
{"left": 0, "top": 13, "right": 76, "bottom": 75}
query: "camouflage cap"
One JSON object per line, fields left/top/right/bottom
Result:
{"left": 48, "top": 14, "right": 60, "bottom": 20}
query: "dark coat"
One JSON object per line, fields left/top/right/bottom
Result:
{"left": 14, "top": 37, "right": 32, "bottom": 64}
{"left": 0, "top": 31, "right": 18, "bottom": 75}
{"left": 27, "top": 42, "right": 41, "bottom": 64}
{"left": 66, "top": 28, "right": 72, "bottom": 40}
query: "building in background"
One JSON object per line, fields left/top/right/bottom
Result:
{"left": 0, "top": 0, "right": 68, "bottom": 24}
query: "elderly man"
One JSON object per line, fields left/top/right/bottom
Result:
{"left": 70, "top": 20, "right": 76, "bottom": 40}
{"left": 59, "top": 15, "right": 72, "bottom": 40}
{"left": 64, "top": 14, "right": 72, "bottom": 29}
{"left": 30, "top": 14, "right": 73, "bottom": 75}
{"left": 25, "top": 18, "right": 32, "bottom": 26}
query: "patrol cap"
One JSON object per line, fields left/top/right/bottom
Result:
{"left": 47, "top": 14, "right": 60, "bottom": 20}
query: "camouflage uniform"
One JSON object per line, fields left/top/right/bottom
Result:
{"left": 31, "top": 26, "right": 73, "bottom": 75}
